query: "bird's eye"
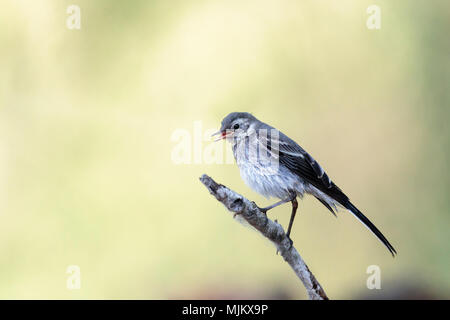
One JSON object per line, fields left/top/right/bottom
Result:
{"left": 233, "top": 124, "right": 240, "bottom": 130}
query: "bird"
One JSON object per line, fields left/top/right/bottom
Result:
{"left": 213, "top": 112, "right": 396, "bottom": 256}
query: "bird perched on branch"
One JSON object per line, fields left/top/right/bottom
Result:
{"left": 213, "top": 112, "right": 396, "bottom": 256}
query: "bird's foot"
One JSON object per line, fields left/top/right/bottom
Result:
{"left": 287, "top": 236, "right": 294, "bottom": 249}
{"left": 252, "top": 201, "right": 267, "bottom": 215}
{"left": 276, "top": 235, "right": 293, "bottom": 255}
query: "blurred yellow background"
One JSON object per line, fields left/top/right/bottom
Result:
{"left": 0, "top": 0, "right": 449, "bottom": 299}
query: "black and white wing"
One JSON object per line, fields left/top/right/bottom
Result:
{"left": 259, "top": 128, "right": 348, "bottom": 207}
{"left": 259, "top": 126, "right": 397, "bottom": 256}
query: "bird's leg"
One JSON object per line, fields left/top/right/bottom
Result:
{"left": 258, "top": 197, "right": 292, "bottom": 214}
{"left": 285, "top": 198, "right": 298, "bottom": 248}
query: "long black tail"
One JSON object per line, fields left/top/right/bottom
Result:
{"left": 345, "top": 201, "right": 397, "bottom": 257}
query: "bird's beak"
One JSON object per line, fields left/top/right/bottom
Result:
{"left": 211, "top": 130, "right": 232, "bottom": 142}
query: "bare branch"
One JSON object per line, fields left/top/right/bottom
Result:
{"left": 199, "top": 174, "right": 328, "bottom": 300}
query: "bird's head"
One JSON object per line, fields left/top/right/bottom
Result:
{"left": 212, "top": 112, "right": 257, "bottom": 142}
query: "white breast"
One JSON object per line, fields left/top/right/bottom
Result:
{"left": 233, "top": 141, "right": 305, "bottom": 199}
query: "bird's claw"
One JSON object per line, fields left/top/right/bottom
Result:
{"left": 252, "top": 201, "right": 267, "bottom": 215}
{"left": 276, "top": 236, "right": 293, "bottom": 255}
{"left": 287, "top": 236, "right": 294, "bottom": 249}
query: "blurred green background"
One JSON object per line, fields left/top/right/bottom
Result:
{"left": 0, "top": 0, "right": 449, "bottom": 299}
